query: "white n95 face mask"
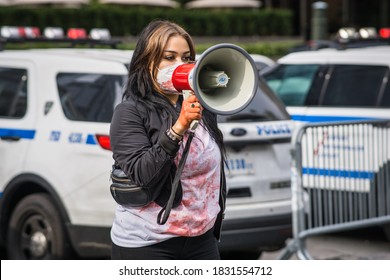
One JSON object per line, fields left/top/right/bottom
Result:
{"left": 156, "top": 62, "right": 184, "bottom": 94}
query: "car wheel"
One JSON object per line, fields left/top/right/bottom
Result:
{"left": 7, "top": 193, "right": 72, "bottom": 259}
{"left": 220, "top": 250, "right": 262, "bottom": 260}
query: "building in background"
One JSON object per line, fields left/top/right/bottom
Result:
{"left": 262, "top": 0, "right": 390, "bottom": 40}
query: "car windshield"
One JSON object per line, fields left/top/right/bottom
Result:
{"left": 217, "top": 77, "right": 290, "bottom": 123}
{"left": 262, "top": 64, "right": 320, "bottom": 106}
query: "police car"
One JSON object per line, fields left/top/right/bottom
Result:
{"left": 0, "top": 27, "right": 294, "bottom": 259}
{"left": 262, "top": 29, "right": 390, "bottom": 123}
{"left": 262, "top": 31, "right": 390, "bottom": 241}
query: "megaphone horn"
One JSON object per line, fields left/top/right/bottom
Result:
{"left": 172, "top": 43, "right": 259, "bottom": 116}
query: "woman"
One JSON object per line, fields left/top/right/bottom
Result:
{"left": 109, "top": 19, "right": 226, "bottom": 260}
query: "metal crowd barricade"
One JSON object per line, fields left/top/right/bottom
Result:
{"left": 279, "top": 119, "right": 390, "bottom": 260}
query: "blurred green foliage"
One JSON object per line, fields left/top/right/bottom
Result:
{"left": 193, "top": 40, "right": 300, "bottom": 58}
{"left": 0, "top": 6, "right": 298, "bottom": 58}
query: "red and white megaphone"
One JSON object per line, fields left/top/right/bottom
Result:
{"left": 170, "top": 44, "right": 258, "bottom": 125}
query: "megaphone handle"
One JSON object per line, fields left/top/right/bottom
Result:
{"left": 182, "top": 90, "right": 199, "bottom": 130}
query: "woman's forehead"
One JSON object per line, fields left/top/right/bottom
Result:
{"left": 164, "top": 35, "right": 190, "bottom": 52}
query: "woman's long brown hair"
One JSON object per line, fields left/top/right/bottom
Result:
{"left": 123, "top": 19, "right": 226, "bottom": 162}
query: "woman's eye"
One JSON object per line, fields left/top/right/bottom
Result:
{"left": 182, "top": 56, "right": 191, "bottom": 62}
{"left": 164, "top": 56, "right": 175, "bottom": 61}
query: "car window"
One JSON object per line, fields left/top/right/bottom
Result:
{"left": 321, "top": 65, "right": 388, "bottom": 107}
{"left": 0, "top": 67, "right": 27, "bottom": 118}
{"left": 263, "top": 64, "right": 320, "bottom": 106}
{"left": 57, "top": 73, "right": 126, "bottom": 122}
{"left": 217, "top": 78, "right": 290, "bottom": 123}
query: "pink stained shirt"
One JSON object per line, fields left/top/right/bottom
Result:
{"left": 111, "top": 123, "right": 221, "bottom": 248}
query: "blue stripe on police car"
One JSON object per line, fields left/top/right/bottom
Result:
{"left": 0, "top": 128, "right": 35, "bottom": 139}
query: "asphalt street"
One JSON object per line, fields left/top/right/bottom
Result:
{"left": 260, "top": 226, "right": 390, "bottom": 260}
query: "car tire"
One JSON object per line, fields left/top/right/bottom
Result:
{"left": 7, "top": 193, "right": 72, "bottom": 259}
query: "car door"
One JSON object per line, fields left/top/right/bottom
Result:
{"left": 22, "top": 58, "right": 128, "bottom": 226}
{"left": 0, "top": 59, "right": 37, "bottom": 191}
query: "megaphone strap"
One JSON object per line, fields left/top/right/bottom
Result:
{"left": 157, "top": 131, "right": 195, "bottom": 225}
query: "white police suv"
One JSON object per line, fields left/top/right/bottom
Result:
{"left": 262, "top": 45, "right": 390, "bottom": 123}
{"left": 262, "top": 38, "right": 390, "bottom": 241}
{"left": 0, "top": 31, "right": 294, "bottom": 260}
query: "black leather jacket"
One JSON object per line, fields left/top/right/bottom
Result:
{"left": 109, "top": 95, "right": 226, "bottom": 239}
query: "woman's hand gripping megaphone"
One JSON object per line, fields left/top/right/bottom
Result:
{"left": 173, "top": 91, "right": 202, "bottom": 136}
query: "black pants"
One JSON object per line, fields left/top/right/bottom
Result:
{"left": 111, "top": 229, "right": 220, "bottom": 260}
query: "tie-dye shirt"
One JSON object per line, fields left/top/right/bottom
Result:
{"left": 111, "top": 123, "right": 221, "bottom": 248}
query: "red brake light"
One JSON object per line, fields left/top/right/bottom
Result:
{"left": 96, "top": 134, "right": 111, "bottom": 150}
{"left": 67, "top": 28, "right": 87, "bottom": 39}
